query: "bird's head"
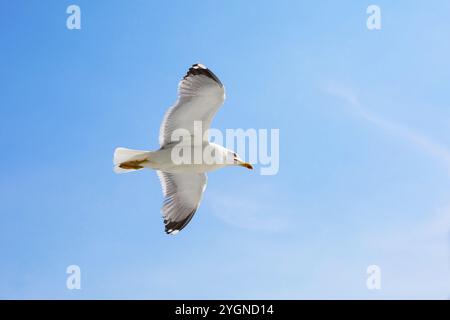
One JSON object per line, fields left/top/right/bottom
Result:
{"left": 227, "top": 150, "right": 253, "bottom": 170}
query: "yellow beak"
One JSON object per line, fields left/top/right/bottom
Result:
{"left": 238, "top": 161, "right": 253, "bottom": 170}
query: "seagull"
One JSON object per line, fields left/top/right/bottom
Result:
{"left": 113, "top": 64, "right": 253, "bottom": 235}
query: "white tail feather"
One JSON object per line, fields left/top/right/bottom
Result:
{"left": 113, "top": 147, "right": 151, "bottom": 174}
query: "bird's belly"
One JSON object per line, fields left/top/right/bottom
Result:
{"left": 147, "top": 144, "right": 227, "bottom": 173}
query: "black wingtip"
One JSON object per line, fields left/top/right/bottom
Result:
{"left": 163, "top": 209, "right": 196, "bottom": 235}
{"left": 183, "top": 63, "right": 223, "bottom": 87}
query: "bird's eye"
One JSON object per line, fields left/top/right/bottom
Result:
{"left": 233, "top": 153, "right": 237, "bottom": 158}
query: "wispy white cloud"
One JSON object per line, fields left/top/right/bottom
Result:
{"left": 324, "top": 84, "right": 450, "bottom": 174}
{"left": 323, "top": 84, "right": 450, "bottom": 297}
{"left": 207, "top": 187, "right": 290, "bottom": 232}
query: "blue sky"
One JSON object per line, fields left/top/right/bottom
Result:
{"left": 1, "top": 1, "right": 450, "bottom": 299}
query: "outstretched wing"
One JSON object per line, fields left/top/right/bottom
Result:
{"left": 159, "top": 64, "right": 225, "bottom": 147}
{"left": 156, "top": 171, "right": 207, "bottom": 234}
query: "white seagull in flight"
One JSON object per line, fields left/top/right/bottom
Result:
{"left": 113, "top": 64, "right": 253, "bottom": 235}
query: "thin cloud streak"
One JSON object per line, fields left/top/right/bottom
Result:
{"left": 207, "top": 190, "right": 289, "bottom": 232}
{"left": 324, "top": 85, "right": 450, "bottom": 174}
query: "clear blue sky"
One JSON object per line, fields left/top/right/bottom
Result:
{"left": 1, "top": 1, "right": 450, "bottom": 299}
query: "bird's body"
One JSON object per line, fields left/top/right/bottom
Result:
{"left": 115, "top": 142, "right": 231, "bottom": 174}
{"left": 113, "top": 64, "right": 252, "bottom": 235}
